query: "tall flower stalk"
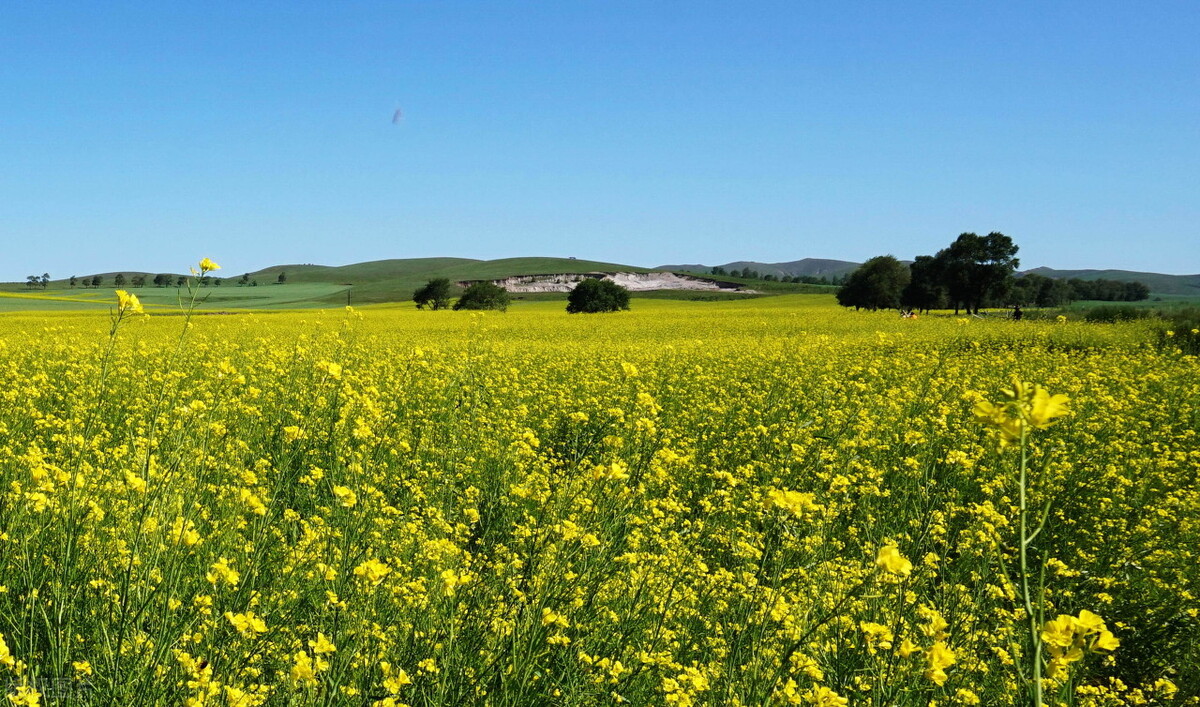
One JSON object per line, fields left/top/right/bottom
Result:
{"left": 974, "top": 379, "right": 1069, "bottom": 705}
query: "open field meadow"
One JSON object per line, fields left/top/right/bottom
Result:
{"left": 0, "top": 293, "right": 1197, "bottom": 705}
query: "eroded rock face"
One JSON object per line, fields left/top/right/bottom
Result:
{"left": 466, "top": 272, "right": 751, "bottom": 293}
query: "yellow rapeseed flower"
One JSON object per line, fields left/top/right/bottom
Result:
{"left": 353, "top": 558, "right": 391, "bottom": 586}
{"left": 925, "top": 641, "right": 955, "bottom": 686}
{"left": 0, "top": 632, "right": 15, "bottom": 669}
{"left": 973, "top": 378, "right": 1069, "bottom": 447}
{"left": 766, "top": 488, "right": 820, "bottom": 518}
{"left": 115, "top": 289, "right": 145, "bottom": 316}
{"left": 875, "top": 543, "right": 913, "bottom": 578}
{"left": 332, "top": 485, "right": 357, "bottom": 508}
{"left": 206, "top": 557, "right": 240, "bottom": 587}
{"left": 224, "top": 611, "right": 267, "bottom": 638}
{"left": 308, "top": 633, "right": 337, "bottom": 655}
{"left": 7, "top": 685, "right": 41, "bottom": 706}
{"left": 804, "top": 685, "right": 849, "bottom": 706}
{"left": 199, "top": 257, "right": 220, "bottom": 273}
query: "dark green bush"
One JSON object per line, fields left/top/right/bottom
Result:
{"left": 453, "top": 282, "right": 510, "bottom": 312}
{"left": 566, "top": 278, "right": 630, "bottom": 314}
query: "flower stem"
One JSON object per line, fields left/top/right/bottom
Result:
{"left": 1019, "top": 424, "right": 1043, "bottom": 706}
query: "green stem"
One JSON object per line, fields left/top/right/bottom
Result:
{"left": 1018, "top": 424, "right": 1043, "bottom": 706}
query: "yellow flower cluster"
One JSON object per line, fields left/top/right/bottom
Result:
{"left": 115, "top": 289, "right": 145, "bottom": 316}
{"left": 1041, "top": 610, "right": 1120, "bottom": 680}
{"left": 973, "top": 378, "right": 1070, "bottom": 447}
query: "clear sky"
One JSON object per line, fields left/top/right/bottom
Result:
{"left": 3, "top": 1, "right": 1198, "bottom": 281}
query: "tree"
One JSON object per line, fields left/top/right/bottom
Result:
{"left": 131, "top": 275, "right": 146, "bottom": 288}
{"left": 91, "top": 275, "right": 103, "bottom": 288}
{"left": 836, "top": 255, "right": 910, "bottom": 311}
{"left": 114, "top": 273, "right": 126, "bottom": 288}
{"left": 454, "top": 281, "right": 510, "bottom": 311}
{"left": 901, "top": 255, "right": 947, "bottom": 312}
{"left": 69, "top": 275, "right": 78, "bottom": 288}
{"left": 26, "top": 275, "right": 39, "bottom": 289}
{"left": 277, "top": 271, "right": 287, "bottom": 284}
{"left": 240, "top": 273, "right": 251, "bottom": 286}
{"left": 41, "top": 273, "right": 49, "bottom": 289}
{"left": 153, "top": 274, "right": 169, "bottom": 287}
{"left": 176, "top": 275, "right": 186, "bottom": 287}
{"left": 413, "top": 278, "right": 453, "bottom": 310}
{"left": 566, "top": 277, "right": 630, "bottom": 314}
{"left": 932, "top": 232, "right": 1019, "bottom": 314}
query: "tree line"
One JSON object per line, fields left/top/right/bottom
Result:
{"left": 837, "top": 233, "right": 1151, "bottom": 314}
{"left": 33, "top": 272, "right": 290, "bottom": 289}
{"left": 708, "top": 266, "right": 845, "bottom": 285}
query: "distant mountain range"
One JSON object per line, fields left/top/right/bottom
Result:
{"left": 660, "top": 260, "right": 1200, "bottom": 297}
{"left": 657, "top": 258, "right": 861, "bottom": 279}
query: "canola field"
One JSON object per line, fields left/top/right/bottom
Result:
{"left": 0, "top": 290, "right": 1197, "bottom": 706}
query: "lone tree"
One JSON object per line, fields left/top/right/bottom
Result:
{"left": 277, "top": 271, "right": 287, "bottom": 284}
{"left": 453, "top": 281, "right": 510, "bottom": 311}
{"left": 835, "top": 255, "right": 910, "bottom": 311}
{"left": 566, "top": 278, "right": 630, "bottom": 314}
{"left": 413, "top": 278, "right": 453, "bottom": 310}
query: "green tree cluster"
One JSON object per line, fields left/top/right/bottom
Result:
{"left": 842, "top": 232, "right": 1150, "bottom": 315}
{"left": 838, "top": 233, "right": 1020, "bottom": 313}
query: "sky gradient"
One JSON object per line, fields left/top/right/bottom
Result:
{"left": 3, "top": 1, "right": 1198, "bottom": 281}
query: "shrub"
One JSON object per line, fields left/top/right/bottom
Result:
{"left": 453, "top": 282, "right": 510, "bottom": 312}
{"left": 566, "top": 278, "right": 630, "bottom": 314}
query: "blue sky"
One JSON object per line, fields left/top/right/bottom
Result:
{"left": 3, "top": 1, "right": 1198, "bottom": 281}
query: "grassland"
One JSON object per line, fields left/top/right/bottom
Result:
{"left": 0, "top": 289, "right": 1196, "bottom": 706}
